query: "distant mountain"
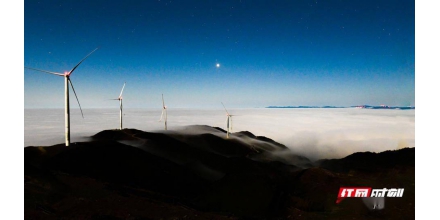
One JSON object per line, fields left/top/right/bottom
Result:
{"left": 266, "top": 106, "right": 345, "bottom": 109}
{"left": 351, "top": 105, "right": 415, "bottom": 110}
{"left": 266, "top": 105, "right": 415, "bottom": 110}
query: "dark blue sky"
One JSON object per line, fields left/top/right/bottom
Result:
{"left": 24, "top": 0, "right": 415, "bottom": 108}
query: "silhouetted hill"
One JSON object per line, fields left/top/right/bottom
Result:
{"left": 25, "top": 126, "right": 414, "bottom": 219}
{"left": 318, "top": 148, "right": 415, "bottom": 173}
{"left": 92, "top": 128, "right": 144, "bottom": 140}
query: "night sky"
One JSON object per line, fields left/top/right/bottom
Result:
{"left": 24, "top": 0, "right": 415, "bottom": 108}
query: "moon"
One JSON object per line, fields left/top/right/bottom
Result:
{"left": 216, "top": 63, "right": 220, "bottom": 68}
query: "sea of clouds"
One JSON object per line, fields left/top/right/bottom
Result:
{"left": 24, "top": 108, "right": 414, "bottom": 160}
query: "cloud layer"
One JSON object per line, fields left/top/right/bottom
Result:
{"left": 25, "top": 108, "right": 414, "bottom": 160}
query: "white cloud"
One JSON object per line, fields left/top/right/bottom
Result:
{"left": 24, "top": 108, "right": 415, "bottom": 160}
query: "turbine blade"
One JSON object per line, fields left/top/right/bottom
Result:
{"left": 68, "top": 48, "right": 99, "bottom": 75}
{"left": 162, "top": 94, "right": 165, "bottom": 107}
{"left": 159, "top": 109, "right": 164, "bottom": 121}
{"left": 24, "top": 67, "right": 64, "bottom": 76}
{"left": 119, "top": 82, "right": 126, "bottom": 97}
{"left": 221, "top": 102, "right": 230, "bottom": 115}
{"left": 68, "top": 78, "right": 84, "bottom": 118}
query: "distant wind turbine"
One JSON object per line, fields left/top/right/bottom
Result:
{"left": 111, "top": 82, "right": 126, "bottom": 130}
{"left": 159, "top": 94, "right": 167, "bottom": 130}
{"left": 221, "top": 102, "right": 235, "bottom": 138}
{"left": 25, "top": 48, "right": 98, "bottom": 146}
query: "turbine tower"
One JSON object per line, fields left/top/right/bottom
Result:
{"left": 25, "top": 48, "right": 98, "bottom": 146}
{"left": 159, "top": 94, "right": 167, "bottom": 130}
{"left": 221, "top": 102, "right": 234, "bottom": 138}
{"left": 111, "top": 82, "right": 126, "bottom": 130}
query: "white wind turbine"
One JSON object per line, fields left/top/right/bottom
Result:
{"left": 221, "top": 102, "right": 235, "bottom": 138}
{"left": 25, "top": 48, "right": 98, "bottom": 146}
{"left": 111, "top": 82, "right": 126, "bottom": 130}
{"left": 159, "top": 94, "right": 167, "bottom": 130}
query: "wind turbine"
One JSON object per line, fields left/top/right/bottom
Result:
{"left": 159, "top": 94, "right": 167, "bottom": 130}
{"left": 221, "top": 102, "right": 235, "bottom": 138}
{"left": 111, "top": 82, "right": 126, "bottom": 130}
{"left": 25, "top": 48, "right": 98, "bottom": 146}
